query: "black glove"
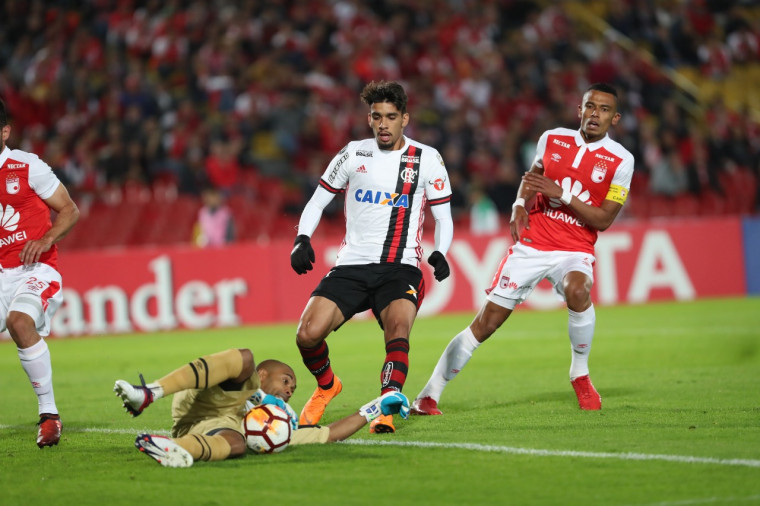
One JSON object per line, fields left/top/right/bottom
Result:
{"left": 290, "top": 235, "right": 315, "bottom": 275}
{"left": 427, "top": 251, "right": 450, "bottom": 281}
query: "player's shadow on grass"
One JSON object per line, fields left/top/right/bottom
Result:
{"left": 408, "top": 386, "right": 639, "bottom": 416}
{"left": 500, "top": 386, "right": 638, "bottom": 408}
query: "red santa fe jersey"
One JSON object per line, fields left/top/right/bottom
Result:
{"left": 521, "top": 128, "right": 634, "bottom": 255}
{"left": 319, "top": 136, "right": 451, "bottom": 267}
{"left": 0, "top": 147, "right": 61, "bottom": 269}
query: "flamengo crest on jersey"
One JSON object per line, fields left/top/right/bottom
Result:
{"left": 318, "top": 137, "right": 451, "bottom": 267}
{"left": 521, "top": 128, "right": 634, "bottom": 255}
{"left": 0, "top": 147, "right": 61, "bottom": 269}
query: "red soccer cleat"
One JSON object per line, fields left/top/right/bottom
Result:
{"left": 37, "top": 414, "right": 62, "bottom": 448}
{"left": 571, "top": 375, "right": 602, "bottom": 410}
{"left": 411, "top": 396, "right": 443, "bottom": 415}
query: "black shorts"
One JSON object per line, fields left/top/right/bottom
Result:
{"left": 312, "top": 263, "right": 425, "bottom": 330}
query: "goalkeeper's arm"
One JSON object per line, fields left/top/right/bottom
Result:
{"left": 325, "top": 391, "right": 410, "bottom": 442}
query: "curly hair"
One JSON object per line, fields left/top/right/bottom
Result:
{"left": 360, "top": 81, "right": 408, "bottom": 114}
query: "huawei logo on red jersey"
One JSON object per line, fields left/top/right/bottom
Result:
{"left": 0, "top": 204, "right": 20, "bottom": 231}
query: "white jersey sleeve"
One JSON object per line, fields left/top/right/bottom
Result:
{"left": 532, "top": 131, "right": 549, "bottom": 169}
{"left": 320, "top": 143, "right": 354, "bottom": 192}
{"left": 25, "top": 151, "right": 60, "bottom": 199}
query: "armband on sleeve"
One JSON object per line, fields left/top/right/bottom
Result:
{"left": 605, "top": 184, "right": 629, "bottom": 205}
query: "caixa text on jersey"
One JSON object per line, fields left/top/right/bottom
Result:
{"left": 354, "top": 189, "right": 410, "bottom": 207}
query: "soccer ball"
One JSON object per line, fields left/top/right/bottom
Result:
{"left": 242, "top": 404, "right": 292, "bottom": 454}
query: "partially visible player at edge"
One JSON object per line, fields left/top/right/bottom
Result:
{"left": 413, "top": 83, "right": 634, "bottom": 414}
{"left": 0, "top": 98, "right": 80, "bottom": 447}
{"left": 290, "top": 80, "right": 453, "bottom": 434}
{"left": 113, "top": 348, "right": 410, "bottom": 467}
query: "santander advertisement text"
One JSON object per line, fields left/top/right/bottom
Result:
{"left": 51, "top": 217, "right": 746, "bottom": 336}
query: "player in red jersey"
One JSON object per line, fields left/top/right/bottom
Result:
{"left": 0, "top": 99, "right": 80, "bottom": 447}
{"left": 290, "top": 81, "right": 453, "bottom": 434}
{"left": 413, "top": 83, "right": 634, "bottom": 414}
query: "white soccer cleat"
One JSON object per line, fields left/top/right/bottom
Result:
{"left": 135, "top": 434, "right": 193, "bottom": 468}
{"left": 114, "top": 375, "right": 154, "bottom": 416}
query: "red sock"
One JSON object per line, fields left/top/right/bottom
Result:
{"left": 297, "top": 341, "right": 334, "bottom": 389}
{"left": 381, "top": 338, "right": 409, "bottom": 394}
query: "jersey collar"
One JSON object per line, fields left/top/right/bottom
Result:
{"left": 0, "top": 146, "right": 9, "bottom": 168}
{"left": 574, "top": 129, "right": 608, "bottom": 151}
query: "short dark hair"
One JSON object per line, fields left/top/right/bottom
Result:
{"left": 0, "top": 98, "right": 7, "bottom": 127}
{"left": 586, "top": 83, "right": 618, "bottom": 100}
{"left": 360, "top": 81, "right": 408, "bottom": 114}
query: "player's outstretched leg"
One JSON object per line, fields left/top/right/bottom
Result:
{"left": 299, "top": 376, "right": 342, "bottom": 425}
{"left": 135, "top": 434, "right": 194, "bottom": 468}
{"left": 571, "top": 375, "right": 601, "bottom": 410}
{"left": 412, "top": 327, "right": 481, "bottom": 415}
{"left": 114, "top": 374, "right": 155, "bottom": 416}
{"left": 36, "top": 414, "right": 62, "bottom": 448}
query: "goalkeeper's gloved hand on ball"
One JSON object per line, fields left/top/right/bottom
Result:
{"left": 358, "top": 391, "right": 410, "bottom": 422}
{"left": 290, "top": 235, "right": 315, "bottom": 275}
{"left": 246, "top": 390, "right": 299, "bottom": 431}
{"left": 427, "top": 251, "right": 450, "bottom": 281}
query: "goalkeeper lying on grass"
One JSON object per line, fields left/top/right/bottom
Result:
{"left": 113, "top": 348, "right": 409, "bottom": 468}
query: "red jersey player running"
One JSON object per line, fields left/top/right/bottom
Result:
{"left": 412, "top": 83, "right": 634, "bottom": 414}
{"left": 290, "top": 81, "right": 453, "bottom": 434}
{"left": 0, "top": 98, "right": 80, "bottom": 446}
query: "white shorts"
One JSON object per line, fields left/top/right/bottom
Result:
{"left": 0, "top": 263, "right": 63, "bottom": 337}
{"left": 485, "top": 243, "right": 595, "bottom": 310}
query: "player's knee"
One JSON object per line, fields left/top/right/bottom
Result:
{"left": 383, "top": 320, "right": 411, "bottom": 339}
{"left": 295, "top": 324, "right": 325, "bottom": 348}
{"left": 564, "top": 286, "right": 591, "bottom": 311}
{"left": 5, "top": 312, "right": 38, "bottom": 342}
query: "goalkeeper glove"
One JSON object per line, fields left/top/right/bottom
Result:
{"left": 427, "top": 251, "right": 450, "bottom": 281}
{"left": 358, "top": 391, "right": 410, "bottom": 422}
{"left": 290, "top": 234, "right": 315, "bottom": 274}
{"left": 246, "top": 390, "right": 298, "bottom": 431}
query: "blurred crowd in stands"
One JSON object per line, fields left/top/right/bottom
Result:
{"left": 0, "top": 0, "right": 758, "bottom": 248}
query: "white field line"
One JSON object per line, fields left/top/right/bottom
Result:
{"left": 4, "top": 424, "right": 757, "bottom": 469}
{"left": 343, "top": 439, "right": 760, "bottom": 468}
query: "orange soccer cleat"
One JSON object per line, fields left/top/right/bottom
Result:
{"left": 298, "top": 377, "right": 343, "bottom": 425}
{"left": 369, "top": 414, "right": 395, "bottom": 434}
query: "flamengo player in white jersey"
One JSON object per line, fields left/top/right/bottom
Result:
{"left": 290, "top": 81, "right": 453, "bottom": 434}
{"left": 413, "top": 83, "right": 634, "bottom": 414}
{"left": 0, "top": 99, "right": 80, "bottom": 447}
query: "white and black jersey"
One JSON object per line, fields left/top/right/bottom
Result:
{"left": 319, "top": 136, "right": 451, "bottom": 267}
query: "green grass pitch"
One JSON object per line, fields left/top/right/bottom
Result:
{"left": 1, "top": 297, "right": 759, "bottom": 505}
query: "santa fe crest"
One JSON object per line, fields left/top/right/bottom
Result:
{"left": 6, "top": 175, "right": 20, "bottom": 194}
{"left": 591, "top": 165, "right": 607, "bottom": 183}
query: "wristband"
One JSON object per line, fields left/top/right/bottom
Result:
{"left": 560, "top": 189, "right": 572, "bottom": 206}
{"left": 512, "top": 198, "right": 526, "bottom": 210}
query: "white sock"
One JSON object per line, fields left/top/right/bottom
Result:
{"left": 17, "top": 339, "right": 58, "bottom": 415}
{"left": 146, "top": 382, "right": 165, "bottom": 400}
{"left": 568, "top": 304, "right": 596, "bottom": 380}
{"left": 417, "top": 327, "right": 480, "bottom": 402}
